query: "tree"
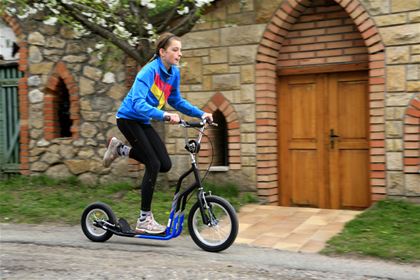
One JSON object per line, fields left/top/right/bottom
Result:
{"left": 2, "top": 0, "right": 215, "bottom": 65}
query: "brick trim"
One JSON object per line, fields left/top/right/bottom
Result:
{"left": 403, "top": 94, "right": 420, "bottom": 174}
{"left": 44, "top": 61, "right": 80, "bottom": 140}
{"left": 255, "top": 0, "right": 386, "bottom": 204}
{"left": 1, "top": 13, "right": 30, "bottom": 175}
{"left": 199, "top": 92, "right": 241, "bottom": 170}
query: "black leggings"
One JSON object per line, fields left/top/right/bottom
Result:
{"left": 117, "top": 118, "right": 172, "bottom": 211}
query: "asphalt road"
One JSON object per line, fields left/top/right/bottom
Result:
{"left": 0, "top": 223, "right": 419, "bottom": 279}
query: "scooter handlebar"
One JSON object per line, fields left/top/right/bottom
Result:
{"left": 164, "top": 115, "right": 217, "bottom": 128}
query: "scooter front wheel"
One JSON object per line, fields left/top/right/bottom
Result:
{"left": 81, "top": 202, "right": 116, "bottom": 242}
{"left": 188, "top": 195, "right": 238, "bottom": 252}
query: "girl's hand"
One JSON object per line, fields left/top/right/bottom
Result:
{"left": 201, "top": 112, "right": 213, "bottom": 123}
{"left": 163, "top": 112, "right": 180, "bottom": 124}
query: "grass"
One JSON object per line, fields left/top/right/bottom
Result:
{"left": 322, "top": 199, "right": 420, "bottom": 263}
{"left": 0, "top": 175, "right": 257, "bottom": 228}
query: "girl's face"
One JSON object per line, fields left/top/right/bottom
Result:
{"left": 160, "top": 39, "right": 182, "bottom": 69}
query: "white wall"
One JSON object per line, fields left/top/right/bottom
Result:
{"left": 0, "top": 20, "right": 18, "bottom": 60}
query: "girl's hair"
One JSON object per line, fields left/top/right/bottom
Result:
{"left": 146, "top": 32, "right": 181, "bottom": 64}
{"left": 155, "top": 32, "right": 181, "bottom": 57}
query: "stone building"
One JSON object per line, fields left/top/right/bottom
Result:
{"left": 0, "top": 12, "right": 135, "bottom": 186}
{"left": 1, "top": 0, "right": 419, "bottom": 209}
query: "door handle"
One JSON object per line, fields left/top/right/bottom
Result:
{"left": 330, "top": 129, "right": 339, "bottom": 149}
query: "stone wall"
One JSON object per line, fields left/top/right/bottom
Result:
{"left": 177, "top": 0, "right": 420, "bottom": 201}
{"left": 173, "top": 0, "right": 262, "bottom": 190}
{"left": 360, "top": 0, "right": 420, "bottom": 200}
{"left": 2, "top": 13, "right": 140, "bottom": 185}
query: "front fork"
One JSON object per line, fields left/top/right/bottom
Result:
{"left": 197, "top": 190, "right": 212, "bottom": 225}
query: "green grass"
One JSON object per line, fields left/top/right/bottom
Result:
{"left": 322, "top": 199, "right": 420, "bottom": 263}
{"left": 0, "top": 175, "right": 257, "bottom": 227}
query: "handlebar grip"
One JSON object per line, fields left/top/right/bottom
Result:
{"left": 185, "top": 121, "right": 205, "bottom": 128}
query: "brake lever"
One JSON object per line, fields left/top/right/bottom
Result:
{"left": 179, "top": 119, "right": 188, "bottom": 127}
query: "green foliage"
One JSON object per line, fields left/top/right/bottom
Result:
{"left": 203, "top": 180, "right": 259, "bottom": 210}
{"left": 204, "top": 180, "right": 240, "bottom": 197}
{"left": 152, "top": 0, "right": 178, "bottom": 14}
{"left": 322, "top": 199, "right": 420, "bottom": 263}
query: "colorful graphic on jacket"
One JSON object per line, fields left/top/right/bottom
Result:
{"left": 151, "top": 73, "right": 173, "bottom": 109}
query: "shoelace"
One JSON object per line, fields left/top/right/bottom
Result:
{"left": 152, "top": 219, "right": 164, "bottom": 229}
{"left": 150, "top": 218, "right": 163, "bottom": 227}
{"left": 144, "top": 215, "right": 161, "bottom": 227}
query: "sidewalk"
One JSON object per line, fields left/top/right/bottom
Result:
{"left": 235, "top": 204, "right": 361, "bottom": 253}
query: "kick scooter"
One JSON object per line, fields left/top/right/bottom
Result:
{"left": 81, "top": 118, "right": 238, "bottom": 252}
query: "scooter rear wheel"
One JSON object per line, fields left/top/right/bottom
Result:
{"left": 81, "top": 202, "right": 116, "bottom": 242}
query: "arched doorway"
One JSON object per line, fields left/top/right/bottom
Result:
{"left": 255, "top": 0, "right": 386, "bottom": 209}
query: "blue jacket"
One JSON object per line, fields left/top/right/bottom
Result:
{"left": 117, "top": 57, "right": 204, "bottom": 124}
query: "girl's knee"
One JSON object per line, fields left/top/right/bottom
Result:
{"left": 146, "top": 159, "right": 161, "bottom": 173}
{"left": 160, "top": 160, "right": 172, "bottom": 173}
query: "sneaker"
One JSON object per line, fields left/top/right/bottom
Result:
{"left": 135, "top": 214, "right": 166, "bottom": 234}
{"left": 103, "top": 137, "right": 123, "bottom": 167}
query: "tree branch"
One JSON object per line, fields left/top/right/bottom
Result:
{"left": 60, "top": 2, "right": 146, "bottom": 64}
{"left": 156, "top": 0, "right": 183, "bottom": 33}
{"left": 125, "top": 0, "right": 146, "bottom": 39}
{"left": 168, "top": 7, "right": 201, "bottom": 36}
{"left": 129, "top": 0, "right": 140, "bottom": 18}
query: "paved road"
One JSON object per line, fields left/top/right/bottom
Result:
{"left": 0, "top": 223, "right": 418, "bottom": 279}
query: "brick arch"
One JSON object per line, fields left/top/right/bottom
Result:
{"left": 403, "top": 94, "right": 420, "bottom": 174}
{"left": 255, "top": 0, "right": 386, "bottom": 204}
{"left": 1, "top": 13, "right": 30, "bottom": 174}
{"left": 44, "top": 61, "right": 80, "bottom": 140}
{"left": 199, "top": 92, "right": 241, "bottom": 170}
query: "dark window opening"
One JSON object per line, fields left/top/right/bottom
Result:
{"left": 12, "top": 42, "right": 19, "bottom": 58}
{"left": 210, "top": 110, "right": 228, "bottom": 166}
{"left": 56, "top": 78, "right": 72, "bottom": 137}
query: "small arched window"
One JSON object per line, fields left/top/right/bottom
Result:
{"left": 44, "top": 62, "right": 79, "bottom": 140}
{"left": 56, "top": 78, "right": 72, "bottom": 137}
{"left": 209, "top": 110, "right": 228, "bottom": 166}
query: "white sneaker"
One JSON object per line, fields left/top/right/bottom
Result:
{"left": 135, "top": 214, "right": 166, "bottom": 234}
{"left": 103, "top": 137, "right": 123, "bottom": 167}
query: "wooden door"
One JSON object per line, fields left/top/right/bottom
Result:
{"left": 278, "top": 71, "right": 370, "bottom": 209}
{"left": 328, "top": 72, "right": 370, "bottom": 209}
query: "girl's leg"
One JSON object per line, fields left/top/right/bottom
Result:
{"left": 116, "top": 119, "right": 171, "bottom": 211}
{"left": 142, "top": 125, "right": 172, "bottom": 173}
{"left": 116, "top": 119, "right": 168, "bottom": 234}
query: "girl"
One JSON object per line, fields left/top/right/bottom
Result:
{"left": 103, "top": 33, "right": 212, "bottom": 234}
